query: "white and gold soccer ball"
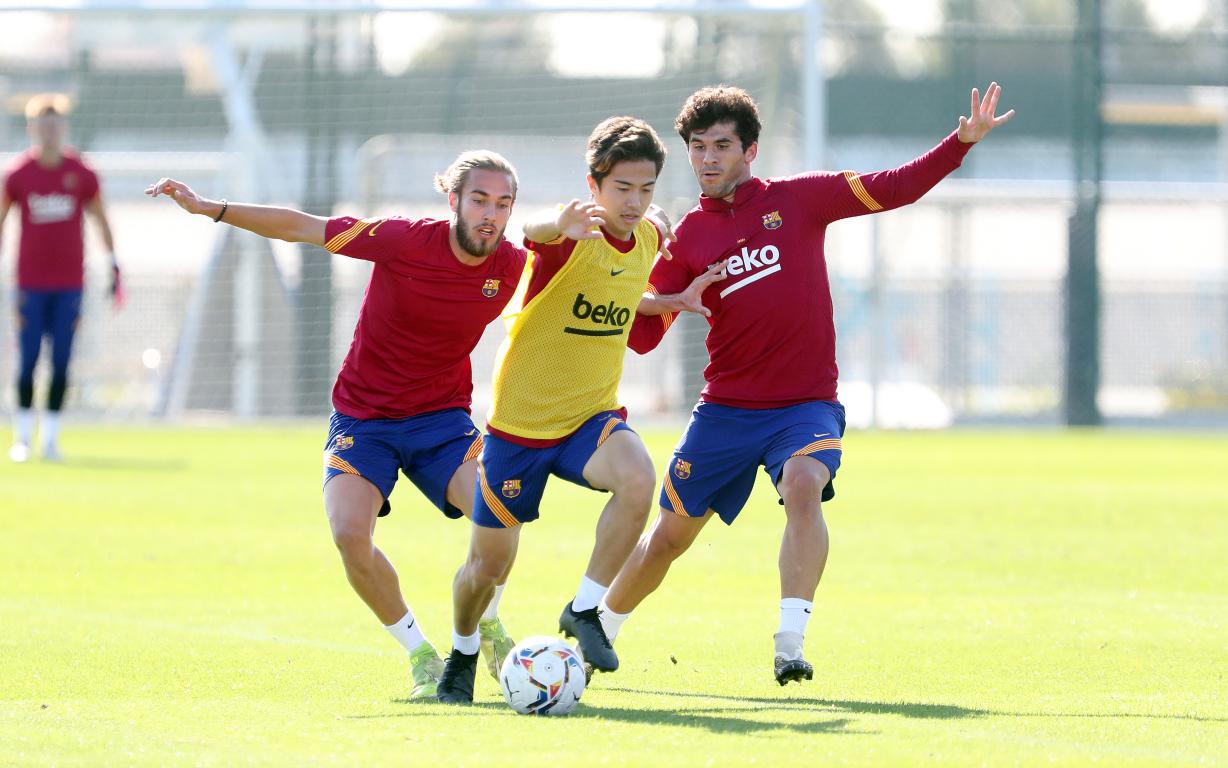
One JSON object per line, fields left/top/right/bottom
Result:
{"left": 499, "top": 636, "right": 586, "bottom": 716}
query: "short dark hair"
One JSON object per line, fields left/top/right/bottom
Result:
{"left": 586, "top": 116, "right": 667, "bottom": 186}
{"left": 434, "top": 150, "right": 519, "bottom": 199}
{"left": 675, "top": 85, "right": 761, "bottom": 150}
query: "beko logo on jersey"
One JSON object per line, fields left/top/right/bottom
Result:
{"left": 724, "top": 244, "right": 779, "bottom": 276}
{"left": 28, "top": 193, "right": 76, "bottom": 225}
{"left": 565, "top": 293, "right": 630, "bottom": 336}
{"left": 719, "top": 244, "right": 783, "bottom": 298}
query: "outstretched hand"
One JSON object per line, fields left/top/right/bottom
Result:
{"left": 957, "top": 82, "right": 1014, "bottom": 143}
{"left": 144, "top": 178, "right": 211, "bottom": 215}
{"left": 677, "top": 260, "right": 727, "bottom": 318}
{"left": 556, "top": 199, "right": 606, "bottom": 241}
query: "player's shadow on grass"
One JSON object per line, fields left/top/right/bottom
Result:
{"left": 607, "top": 688, "right": 1228, "bottom": 724}
{"left": 385, "top": 698, "right": 867, "bottom": 735}
{"left": 607, "top": 687, "right": 976, "bottom": 720}
{"left": 569, "top": 705, "right": 860, "bottom": 735}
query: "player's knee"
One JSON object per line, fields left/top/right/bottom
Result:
{"left": 645, "top": 523, "right": 691, "bottom": 561}
{"left": 330, "top": 521, "right": 373, "bottom": 562}
{"left": 464, "top": 549, "right": 509, "bottom": 586}
{"left": 779, "top": 463, "right": 828, "bottom": 506}
{"left": 612, "top": 454, "right": 656, "bottom": 508}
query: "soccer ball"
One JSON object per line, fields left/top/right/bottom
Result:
{"left": 499, "top": 635, "right": 586, "bottom": 715}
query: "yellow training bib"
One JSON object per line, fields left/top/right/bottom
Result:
{"left": 488, "top": 220, "right": 658, "bottom": 440}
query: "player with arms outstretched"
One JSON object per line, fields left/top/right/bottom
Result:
{"left": 146, "top": 151, "right": 527, "bottom": 698}
{"left": 601, "top": 83, "right": 1014, "bottom": 685}
{"left": 435, "top": 118, "right": 720, "bottom": 704}
{"left": 3, "top": 93, "right": 122, "bottom": 463}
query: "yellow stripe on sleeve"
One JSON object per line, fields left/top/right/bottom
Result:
{"left": 324, "top": 218, "right": 374, "bottom": 253}
{"left": 843, "top": 171, "right": 883, "bottom": 212}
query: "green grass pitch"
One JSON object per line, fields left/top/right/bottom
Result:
{"left": 2, "top": 426, "right": 1226, "bottom": 766}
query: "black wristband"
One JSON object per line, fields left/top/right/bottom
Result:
{"left": 213, "top": 199, "right": 228, "bottom": 223}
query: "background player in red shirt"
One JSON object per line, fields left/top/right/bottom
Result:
{"left": 2, "top": 93, "right": 121, "bottom": 463}
{"left": 600, "top": 83, "right": 1014, "bottom": 685}
{"left": 146, "top": 151, "right": 528, "bottom": 699}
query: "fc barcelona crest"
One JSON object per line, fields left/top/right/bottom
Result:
{"left": 482, "top": 279, "right": 501, "bottom": 298}
{"left": 502, "top": 479, "right": 522, "bottom": 498}
{"left": 333, "top": 435, "right": 354, "bottom": 452}
{"left": 673, "top": 460, "right": 692, "bottom": 480}
{"left": 762, "top": 210, "right": 783, "bottom": 230}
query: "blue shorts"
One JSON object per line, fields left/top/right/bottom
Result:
{"left": 16, "top": 289, "right": 82, "bottom": 378}
{"left": 322, "top": 408, "right": 484, "bottom": 518}
{"left": 473, "top": 410, "right": 633, "bottom": 528}
{"left": 660, "top": 400, "right": 846, "bottom": 526}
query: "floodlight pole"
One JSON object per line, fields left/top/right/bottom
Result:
{"left": 802, "top": 0, "right": 825, "bottom": 170}
{"left": 297, "top": 15, "right": 339, "bottom": 416}
{"left": 1065, "top": 0, "right": 1104, "bottom": 426}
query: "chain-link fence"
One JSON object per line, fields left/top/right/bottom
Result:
{"left": 2, "top": 2, "right": 1226, "bottom": 427}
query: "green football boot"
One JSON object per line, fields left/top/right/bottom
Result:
{"left": 478, "top": 617, "right": 515, "bottom": 680}
{"left": 408, "top": 641, "right": 445, "bottom": 700}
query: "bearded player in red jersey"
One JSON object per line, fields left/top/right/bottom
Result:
{"left": 145, "top": 150, "right": 600, "bottom": 698}
{"left": 600, "top": 83, "right": 1014, "bottom": 685}
{"left": 2, "top": 93, "right": 122, "bottom": 463}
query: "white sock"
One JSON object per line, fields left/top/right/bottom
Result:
{"left": 452, "top": 629, "right": 480, "bottom": 655}
{"left": 384, "top": 609, "right": 428, "bottom": 653}
{"left": 14, "top": 408, "right": 34, "bottom": 445}
{"left": 41, "top": 412, "right": 60, "bottom": 450}
{"left": 778, "top": 597, "right": 813, "bottom": 636}
{"left": 597, "top": 598, "right": 630, "bottom": 643}
{"left": 571, "top": 575, "right": 608, "bottom": 613}
{"left": 482, "top": 583, "right": 505, "bottom": 621}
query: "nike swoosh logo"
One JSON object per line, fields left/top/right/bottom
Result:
{"left": 803, "top": 608, "right": 811, "bottom": 614}
{"left": 610, "top": 268, "right": 625, "bottom": 276}
{"left": 813, "top": 433, "right": 830, "bottom": 438}
{"left": 367, "top": 219, "right": 385, "bottom": 236}
{"left": 465, "top": 429, "right": 479, "bottom": 437}
{"left": 406, "top": 619, "right": 415, "bottom": 629}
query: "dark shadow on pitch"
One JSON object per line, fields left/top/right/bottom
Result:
{"left": 604, "top": 687, "right": 1228, "bottom": 724}
{"left": 604, "top": 687, "right": 982, "bottom": 720}
{"left": 567, "top": 705, "right": 862, "bottom": 735}
{"left": 366, "top": 696, "right": 867, "bottom": 735}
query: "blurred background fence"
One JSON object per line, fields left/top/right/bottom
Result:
{"left": 1, "top": 0, "right": 1226, "bottom": 428}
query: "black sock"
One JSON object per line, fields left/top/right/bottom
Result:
{"left": 48, "top": 374, "right": 68, "bottom": 412}
{"left": 17, "top": 377, "right": 34, "bottom": 409}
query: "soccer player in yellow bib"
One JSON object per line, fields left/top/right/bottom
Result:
{"left": 435, "top": 117, "right": 722, "bottom": 704}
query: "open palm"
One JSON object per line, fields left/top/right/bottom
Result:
{"left": 957, "top": 82, "right": 1014, "bottom": 143}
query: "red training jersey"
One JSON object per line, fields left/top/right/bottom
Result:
{"left": 629, "top": 130, "right": 972, "bottom": 408}
{"left": 4, "top": 149, "right": 100, "bottom": 290}
{"left": 324, "top": 216, "right": 527, "bottom": 420}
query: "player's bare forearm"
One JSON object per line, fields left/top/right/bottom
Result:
{"left": 0, "top": 194, "right": 11, "bottom": 242}
{"left": 213, "top": 202, "right": 327, "bottom": 246}
{"left": 522, "top": 208, "right": 564, "bottom": 244}
{"left": 637, "top": 293, "right": 679, "bottom": 316}
{"left": 637, "top": 260, "right": 723, "bottom": 317}
{"left": 88, "top": 205, "right": 116, "bottom": 255}
{"left": 145, "top": 178, "right": 326, "bottom": 246}
{"left": 524, "top": 199, "right": 605, "bottom": 244}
